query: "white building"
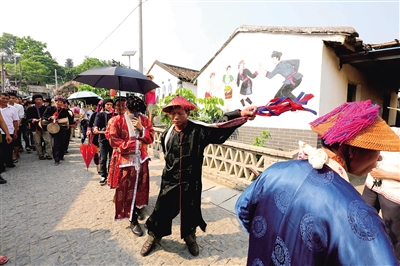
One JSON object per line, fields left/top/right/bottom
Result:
{"left": 191, "top": 25, "right": 400, "bottom": 150}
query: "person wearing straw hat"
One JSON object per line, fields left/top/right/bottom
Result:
{"left": 140, "top": 95, "right": 257, "bottom": 257}
{"left": 235, "top": 100, "right": 400, "bottom": 265}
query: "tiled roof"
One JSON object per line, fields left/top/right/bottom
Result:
{"left": 147, "top": 60, "right": 199, "bottom": 82}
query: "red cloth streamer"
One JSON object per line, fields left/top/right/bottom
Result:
{"left": 256, "top": 92, "right": 316, "bottom": 117}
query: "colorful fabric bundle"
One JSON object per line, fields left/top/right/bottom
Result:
{"left": 256, "top": 92, "right": 316, "bottom": 117}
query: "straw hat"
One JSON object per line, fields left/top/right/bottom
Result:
{"left": 161, "top": 95, "right": 196, "bottom": 113}
{"left": 146, "top": 74, "right": 154, "bottom": 80}
{"left": 310, "top": 100, "right": 400, "bottom": 152}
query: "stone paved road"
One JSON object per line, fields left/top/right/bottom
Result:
{"left": 0, "top": 140, "right": 249, "bottom": 265}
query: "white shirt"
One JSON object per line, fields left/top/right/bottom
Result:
{"left": 9, "top": 103, "right": 24, "bottom": 119}
{"left": 365, "top": 151, "right": 400, "bottom": 204}
{"left": 80, "top": 108, "right": 93, "bottom": 120}
{"left": 0, "top": 105, "right": 19, "bottom": 134}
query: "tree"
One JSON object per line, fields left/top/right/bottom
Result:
{"left": 65, "top": 58, "right": 75, "bottom": 81}
{"left": 65, "top": 58, "right": 74, "bottom": 68}
{"left": 74, "top": 57, "right": 108, "bottom": 75}
{"left": 0, "top": 33, "right": 17, "bottom": 58}
{"left": 77, "top": 84, "right": 110, "bottom": 99}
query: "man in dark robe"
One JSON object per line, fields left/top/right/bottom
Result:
{"left": 140, "top": 95, "right": 257, "bottom": 257}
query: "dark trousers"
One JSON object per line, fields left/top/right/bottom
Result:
{"left": 52, "top": 129, "right": 67, "bottom": 163}
{"left": 274, "top": 78, "right": 302, "bottom": 100}
{"left": 99, "top": 138, "right": 112, "bottom": 178}
{"left": 81, "top": 122, "right": 88, "bottom": 144}
{"left": 64, "top": 127, "right": 71, "bottom": 152}
{"left": 22, "top": 122, "right": 32, "bottom": 148}
{"left": 1, "top": 134, "right": 14, "bottom": 168}
{"left": 362, "top": 185, "right": 400, "bottom": 259}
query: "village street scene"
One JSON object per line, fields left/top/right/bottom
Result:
{"left": 1, "top": 0, "right": 399, "bottom": 265}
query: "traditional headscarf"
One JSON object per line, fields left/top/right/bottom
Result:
{"left": 54, "top": 96, "right": 66, "bottom": 103}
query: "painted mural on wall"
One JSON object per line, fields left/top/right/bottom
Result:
{"left": 237, "top": 60, "right": 258, "bottom": 107}
{"left": 259, "top": 51, "right": 303, "bottom": 100}
{"left": 202, "top": 50, "right": 305, "bottom": 113}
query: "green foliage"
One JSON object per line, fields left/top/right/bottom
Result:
{"left": 155, "top": 88, "right": 200, "bottom": 127}
{"left": 0, "top": 33, "right": 111, "bottom": 90}
{"left": 74, "top": 57, "right": 108, "bottom": 75}
{"left": 197, "top": 96, "right": 225, "bottom": 123}
{"left": 154, "top": 88, "right": 225, "bottom": 128}
{"left": 251, "top": 130, "right": 272, "bottom": 148}
{"left": 77, "top": 84, "right": 110, "bottom": 99}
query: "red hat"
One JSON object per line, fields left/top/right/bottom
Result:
{"left": 161, "top": 95, "right": 196, "bottom": 113}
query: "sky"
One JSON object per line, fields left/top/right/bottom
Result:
{"left": 0, "top": 0, "right": 399, "bottom": 73}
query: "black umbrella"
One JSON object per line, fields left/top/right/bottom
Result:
{"left": 73, "top": 66, "right": 158, "bottom": 94}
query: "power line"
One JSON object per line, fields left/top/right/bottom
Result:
{"left": 87, "top": 0, "right": 149, "bottom": 58}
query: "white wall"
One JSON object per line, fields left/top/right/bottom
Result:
{"left": 148, "top": 64, "right": 197, "bottom": 101}
{"left": 197, "top": 32, "right": 349, "bottom": 130}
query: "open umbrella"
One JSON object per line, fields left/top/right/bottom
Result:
{"left": 67, "top": 91, "right": 103, "bottom": 101}
{"left": 80, "top": 143, "right": 99, "bottom": 170}
{"left": 73, "top": 66, "right": 159, "bottom": 94}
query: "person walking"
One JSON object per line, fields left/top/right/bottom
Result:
{"left": 93, "top": 99, "right": 115, "bottom": 185}
{"left": 106, "top": 96, "right": 154, "bottom": 236}
{"left": 79, "top": 103, "right": 93, "bottom": 144}
{"left": 140, "top": 95, "right": 257, "bottom": 257}
{"left": 0, "top": 111, "right": 13, "bottom": 184}
{"left": 0, "top": 93, "right": 19, "bottom": 172}
{"left": 42, "top": 96, "right": 72, "bottom": 165}
{"left": 26, "top": 94, "right": 52, "bottom": 160}
{"left": 362, "top": 126, "right": 400, "bottom": 260}
{"left": 145, "top": 74, "right": 157, "bottom": 125}
{"left": 235, "top": 100, "right": 400, "bottom": 265}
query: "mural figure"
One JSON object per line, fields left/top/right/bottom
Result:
{"left": 204, "top": 72, "right": 215, "bottom": 98}
{"left": 260, "top": 50, "right": 303, "bottom": 100}
{"left": 222, "top": 65, "right": 235, "bottom": 99}
{"left": 177, "top": 80, "right": 183, "bottom": 89}
{"left": 161, "top": 81, "right": 166, "bottom": 99}
{"left": 167, "top": 79, "right": 173, "bottom": 96}
{"left": 222, "top": 65, "right": 235, "bottom": 111}
{"left": 237, "top": 60, "right": 258, "bottom": 107}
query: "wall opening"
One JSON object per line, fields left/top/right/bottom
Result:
{"left": 347, "top": 83, "right": 356, "bottom": 102}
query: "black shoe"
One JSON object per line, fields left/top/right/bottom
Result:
{"left": 187, "top": 242, "right": 199, "bottom": 256}
{"left": 64, "top": 150, "right": 69, "bottom": 154}
{"left": 140, "top": 240, "right": 154, "bottom": 256}
{"left": 0, "top": 176, "right": 7, "bottom": 184}
{"left": 99, "top": 177, "right": 107, "bottom": 185}
{"left": 137, "top": 208, "right": 146, "bottom": 221}
{"left": 6, "top": 164, "right": 15, "bottom": 168}
{"left": 26, "top": 147, "right": 31, "bottom": 153}
{"left": 130, "top": 223, "right": 144, "bottom": 237}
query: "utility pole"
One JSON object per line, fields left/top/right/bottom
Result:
{"left": 138, "top": 0, "right": 143, "bottom": 73}
{"left": 55, "top": 69, "right": 58, "bottom": 92}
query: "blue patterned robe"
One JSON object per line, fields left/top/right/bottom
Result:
{"left": 235, "top": 160, "right": 398, "bottom": 265}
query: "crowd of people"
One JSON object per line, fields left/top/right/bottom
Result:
{"left": 1, "top": 90, "right": 399, "bottom": 264}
